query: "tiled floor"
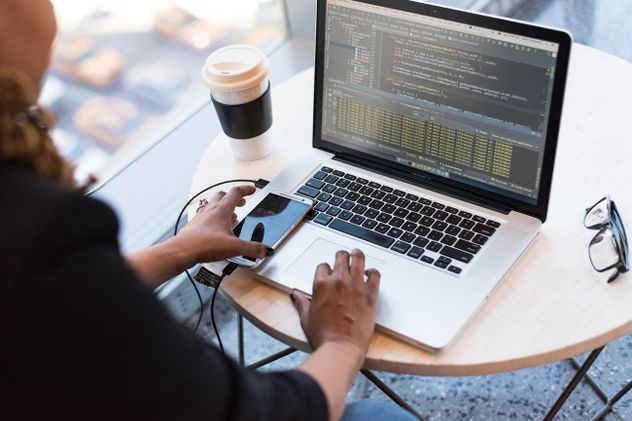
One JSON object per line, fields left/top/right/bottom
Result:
{"left": 194, "top": 289, "right": 632, "bottom": 420}
{"left": 189, "top": 1, "right": 632, "bottom": 420}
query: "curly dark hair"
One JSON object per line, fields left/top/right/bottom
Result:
{"left": 0, "top": 66, "right": 76, "bottom": 189}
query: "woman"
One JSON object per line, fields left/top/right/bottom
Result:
{"left": 0, "top": 1, "right": 417, "bottom": 420}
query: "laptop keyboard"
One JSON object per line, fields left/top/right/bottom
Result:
{"left": 295, "top": 166, "right": 501, "bottom": 275}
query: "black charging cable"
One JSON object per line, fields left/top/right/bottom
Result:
{"left": 173, "top": 178, "right": 269, "bottom": 353}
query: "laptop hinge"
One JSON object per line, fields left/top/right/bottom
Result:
{"left": 333, "top": 154, "right": 512, "bottom": 215}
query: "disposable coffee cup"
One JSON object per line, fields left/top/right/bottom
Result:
{"left": 202, "top": 44, "right": 273, "bottom": 161}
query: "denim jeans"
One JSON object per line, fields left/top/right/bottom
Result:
{"left": 341, "top": 399, "right": 418, "bottom": 421}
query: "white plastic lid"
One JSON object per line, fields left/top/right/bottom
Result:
{"left": 201, "top": 44, "right": 270, "bottom": 93}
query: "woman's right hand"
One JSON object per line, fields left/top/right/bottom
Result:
{"left": 291, "top": 249, "right": 381, "bottom": 357}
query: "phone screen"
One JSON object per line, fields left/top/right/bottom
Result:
{"left": 233, "top": 193, "right": 311, "bottom": 261}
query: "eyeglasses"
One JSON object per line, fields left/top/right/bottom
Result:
{"left": 584, "top": 195, "right": 629, "bottom": 283}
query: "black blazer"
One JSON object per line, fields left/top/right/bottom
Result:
{"left": 0, "top": 163, "right": 326, "bottom": 420}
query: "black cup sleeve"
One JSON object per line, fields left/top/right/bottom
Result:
{"left": 211, "top": 83, "right": 273, "bottom": 140}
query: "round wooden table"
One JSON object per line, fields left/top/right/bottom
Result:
{"left": 190, "top": 44, "right": 632, "bottom": 378}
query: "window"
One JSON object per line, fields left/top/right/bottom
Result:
{"left": 43, "top": 0, "right": 286, "bottom": 182}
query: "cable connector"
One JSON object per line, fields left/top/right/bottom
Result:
{"left": 254, "top": 178, "right": 270, "bottom": 189}
{"left": 194, "top": 262, "right": 239, "bottom": 289}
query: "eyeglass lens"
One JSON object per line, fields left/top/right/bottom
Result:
{"left": 588, "top": 227, "right": 622, "bottom": 271}
{"left": 585, "top": 197, "right": 609, "bottom": 229}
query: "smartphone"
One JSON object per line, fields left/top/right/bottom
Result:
{"left": 229, "top": 192, "right": 314, "bottom": 268}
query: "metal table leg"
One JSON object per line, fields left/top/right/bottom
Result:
{"left": 361, "top": 369, "right": 425, "bottom": 420}
{"left": 238, "top": 314, "right": 245, "bottom": 367}
{"left": 543, "top": 346, "right": 605, "bottom": 421}
{"left": 590, "top": 378, "right": 632, "bottom": 420}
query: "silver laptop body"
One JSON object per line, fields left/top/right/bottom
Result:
{"left": 245, "top": 0, "right": 571, "bottom": 351}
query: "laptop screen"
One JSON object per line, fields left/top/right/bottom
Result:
{"left": 318, "top": 0, "right": 562, "bottom": 206}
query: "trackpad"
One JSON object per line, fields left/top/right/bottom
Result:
{"left": 285, "top": 238, "right": 387, "bottom": 293}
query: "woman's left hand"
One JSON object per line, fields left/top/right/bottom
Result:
{"left": 175, "top": 185, "right": 272, "bottom": 265}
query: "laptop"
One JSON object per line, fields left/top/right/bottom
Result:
{"left": 248, "top": 0, "right": 572, "bottom": 351}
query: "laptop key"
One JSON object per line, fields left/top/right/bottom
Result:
{"left": 406, "top": 193, "right": 419, "bottom": 201}
{"left": 406, "top": 212, "right": 421, "bottom": 223}
{"left": 359, "top": 186, "right": 374, "bottom": 195}
{"left": 383, "top": 194, "right": 398, "bottom": 204}
{"left": 380, "top": 185, "right": 394, "bottom": 193}
{"left": 323, "top": 184, "right": 337, "bottom": 193}
{"left": 458, "top": 211, "right": 473, "bottom": 219}
{"left": 306, "top": 210, "right": 318, "bottom": 220}
{"left": 329, "top": 219, "right": 394, "bottom": 248}
{"left": 421, "top": 256, "right": 434, "bottom": 264}
{"left": 394, "top": 208, "right": 409, "bottom": 218}
{"left": 313, "top": 171, "right": 328, "bottom": 180}
{"left": 441, "top": 235, "right": 457, "bottom": 246}
{"left": 348, "top": 182, "right": 362, "bottom": 192}
{"left": 362, "top": 219, "right": 378, "bottom": 229}
{"left": 414, "top": 226, "right": 430, "bottom": 237}
{"left": 333, "top": 170, "right": 345, "bottom": 177}
{"left": 420, "top": 216, "right": 434, "bottom": 227}
{"left": 339, "top": 210, "right": 353, "bottom": 221}
{"left": 357, "top": 196, "right": 372, "bottom": 206}
{"left": 445, "top": 206, "right": 459, "bottom": 214}
{"left": 432, "top": 221, "right": 448, "bottom": 231}
{"left": 387, "top": 228, "right": 403, "bottom": 238}
{"left": 344, "top": 174, "right": 357, "bottom": 181}
{"left": 459, "top": 219, "right": 475, "bottom": 229}
{"left": 418, "top": 198, "right": 432, "bottom": 205}
{"left": 407, "top": 202, "right": 423, "bottom": 212}
{"left": 346, "top": 192, "right": 361, "bottom": 201}
{"left": 448, "top": 265, "right": 462, "bottom": 274}
{"left": 340, "top": 200, "right": 355, "bottom": 210}
{"left": 336, "top": 179, "right": 350, "bottom": 188}
{"left": 402, "top": 221, "right": 417, "bottom": 232}
{"left": 445, "top": 225, "right": 461, "bottom": 236}
{"left": 377, "top": 213, "right": 391, "bottom": 223}
{"left": 324, "top": 175, "right": 339, "bottom": 184}
{"left": 446, "top": 215, "right": 462, "bottom": 225}
{"left": 454, "top": 239, "right": 481, "bottom": 254}
{"left": 330, "top": 196, "right": 344, "bottom": 206}
{"left": 472, "top": 234, "right": 489, "bottom": 245}
{"left": 356, "top": 178, "right": 369, "bottom": 185}
{"left": 317, "top": 192, "right": 332, "bottom": 202}
{"left": 352, "top": 204, "right": 368, "bottom": 215}
{"left": 321, "top": 166, "right": 333, "bottom": 173}
{"left": 401, "top": 232, "right": 416, "bottom": 243}
{"left": 364, "top": 209, "right": 379, "bottom": 219}
{"left": 375, "top": 223, "right": 390, "bottom": 233}
{"left": 458, "top": 230, "right": 475, "bottom": 240}
{"left": 371, "top": 190, "right": 386, "bottom": 199}
{"left": 306, "top": 178, "right": 325, "bottom": 189}
{"left": 473, "top": 223, "right": 496, "bottom": 237}
{"left": 413, "top": 237, "right": 429, "bottom": 248}
{"left": 382, "top": 204, "right": 397, "bottom": 214}
{"left": 432, "top": 202, "right": 445, "bottom": 210}
{"left": 472, "top": 215, "right": 486, "bottom": 223}
{"left": 393, "top": 189, "right": 406, "bottom": 197}
{"left": 314, "top": 213, "right": 333, "bottom": 226}
{"left": 326, "top": 207, "right": 341, "bottom": 217}
{"left": 434, "top": 210, "right": 449, "bottom": 221}
{"left": 390, "top": 217, "right": 404, "bottom": 228}
{"left": 369, "top": 200, "right": 385, "bottom": 210}
{"left": 350, "top": 215, "right": 366, "bottom": 225}
{"left": 486, "top": 220, "right": 501, "bottom": 228}
{"left": 314, "top": 202, "right": 329, "bottom": 212}
{"left": 428, "top": 230, "right": 443, "bottom": 240}
{"left": 421, "top": 206, "right": 435, "bottom": 216}
{"left": 440, "top": 246, "right": 474, "bottom": 263}
{"left": 434, "top": 258, "right": 451, "bottom": 269}
{"left": 334, "top": 188, "right": 349, "bottom": 197}
{"left": 297, "top": 186, "right": 319, "bottom": 198}
{"left": 391, "top": 241, "right": 411, "bottom": 254}
{"left": 369, "top": 181, "right": 381, "bottom": 189}
{"left": 427, "top": 241, "right": 442, "bottom": 252}
{"left": 407, "top": 246, "right": 424, "bottom": 259}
